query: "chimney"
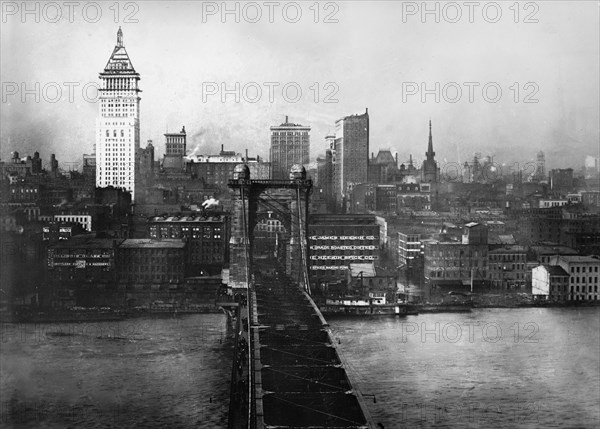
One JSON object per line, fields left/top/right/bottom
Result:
{"left": 221, "top": 144, "right": 224, "bottom": 153}
{"left": 285, "top": 115, "right": 288, "bottom": 123}
{"left": 245, "top": 149, "right": 249, "bottom": 163}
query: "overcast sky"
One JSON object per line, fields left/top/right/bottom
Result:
{"left": 1, "top": 1, "right": 598, "bottom": 171}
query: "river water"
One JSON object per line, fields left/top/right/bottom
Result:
{"left": 329, "top": 307, "right": 600, "bottom": 429}
{"left": 0, "top": 314, "right": 232, "bottom": 428}
{"left": 1, "top": 308, "right": 598, "bottom": 428}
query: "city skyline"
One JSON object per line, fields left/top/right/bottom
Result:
{"left": 1, "top": 1, "right": 599, "bottom": 171}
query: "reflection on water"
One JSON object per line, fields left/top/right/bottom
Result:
{"left": 1, "top": 314, "right": 232, "bottom": 428}
{"left": 330, "top": 307, "right": 600, "bottom": 429}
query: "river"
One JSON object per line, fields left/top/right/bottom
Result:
{"left": 329, "top": 307, "right": 600, "bottom": 428}
{"left": 1, "top": 308, "right": 598, "bottom": 428}
{"left": 0, "top": 314, "right": 232, "bottom": 428}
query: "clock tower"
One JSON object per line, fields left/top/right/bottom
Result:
{"left": 96, "top": 27, "right": 141, "bottom": 200}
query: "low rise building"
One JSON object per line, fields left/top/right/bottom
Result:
{"left": 116, "top": 239, "right": 186, "bottom": 288}
{"left": 308, "top": 214, "right": 380, "bottom": 281}
{"left": 346, "top": 263, "right": 396, "bottom": 300}
{"left": 423, "top": 240, "right": 488, "bottom": 287}
{"left": 398, "top": 232, "right": 423, "bottom": 268}
{"left": 487, "top": 245, "right": 528, "bottom": 289}
{"left": 548, "top": 255, "right": 600, "bottom": 301}
{"left": 148, "top": 214, "right": 229, "bottom": 275}
{"left": 47, "top": 236, "right": 122, "bottom": 286}
{"left": 532, "top": 265, "right": 569, "bottom": 301}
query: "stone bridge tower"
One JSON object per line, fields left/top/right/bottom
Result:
{"left": 228, "top": 164, "right": 312, "bottom": 290}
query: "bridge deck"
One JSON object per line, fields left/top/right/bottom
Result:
{"left": 249, "top": 269, "right": 373, "bottom": 428}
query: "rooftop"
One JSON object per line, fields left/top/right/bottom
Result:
{"left": 558, "top": 255, "right": 599, "bottom": 264}
{"left": 149, "top": 215, "right": 224, "bottom": 222}
{"left": 531, "top": 245, "right": 579, "bottom": 256}
{"left": 489, "top": 245, "right": 527, "bottom": 253}
{"left": 51, "top": 235, "right": 122, "bottom": 249}
{"left": 348, "top": 263, "right": 376, "bottom": 277}
{"left": 541, "top": 265, "right": 569, "bottom": 277}
{"left": 120, "top": 239, "right": 185, "bottom": 249}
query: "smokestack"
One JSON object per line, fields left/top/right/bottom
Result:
{"left": 221, "top": 144, "right": 224, "bottom": 153}
{"left": 285, "top": 115, "right": 288, "bottom": 123}
{"left": 245, "top": 149, "right": 249, "bottom": 163}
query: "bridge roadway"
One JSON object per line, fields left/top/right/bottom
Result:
{"left": 228, "top": 263, "right": 375, "bottom": 428}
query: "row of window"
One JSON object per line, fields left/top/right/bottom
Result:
{"left": 570, "top": 277, "right": 599, "bottom": 284}
{"left": 121, "top": 265, "right": 181, "bottom": 273}
{"left": 489, "top": 254, "right": 525, "bottom": 261}
{"left": 570, "top": 265, "right": 599, "bottom": 273}
{"left": 490, "top": 263, "right": 525, "bottom": 271}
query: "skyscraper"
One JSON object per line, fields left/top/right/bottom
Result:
{"left": 96, "top": 27, "right": 141, "bottom": 200}
{"left": 421, "top": 120, "right": 439, "bottom": 183}
{"left": 163, "top": 126, "right": 187, "bottom": 171}
{"left": 535, "top": 150, "right": 546, "bottom": 182}
{"left": 333, "top": 109, "right": 369, "bottom": 205}
{"left": 269, "top": 116, "right": 310, "bottom": 180}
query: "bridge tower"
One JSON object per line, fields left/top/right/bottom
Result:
{"left": 228, "top": 164, "right": 312, "bottom": 291}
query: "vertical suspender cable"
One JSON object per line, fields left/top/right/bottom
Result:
{"left": 296, "top": 186, "right": 311, "bottom": 295}
{"left": 240, "top": 184, "right": 254, "bottom": 428}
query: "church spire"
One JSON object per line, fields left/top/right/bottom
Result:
{"left": 117, "top": 27, "right": 123, "bottom": 47}
{"left": 426, "top": 119, "right": 435, "bottom": 160}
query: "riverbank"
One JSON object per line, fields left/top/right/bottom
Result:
{"left": 0, "top": 304, "right": 226, "bottom": 323}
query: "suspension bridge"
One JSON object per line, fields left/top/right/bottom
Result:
{"left": 226, "top": 164, "right": 376, "bottom": 429}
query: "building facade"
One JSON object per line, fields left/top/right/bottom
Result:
{"left": 548, "top": 255, "right": 600, "bottom": 301}
{"left": 308, "top": 214, "right": 380, "bottom": 281}
{"left": 148, "top": 214, "right": 229, "bottom": 275}
{"left": 333, "top": 109, "right": 369, "bottom": 205}
{"left": 532, "top": 265, "right": 569, "bottom": 301}
{"left": 47, "top": 236, "right": 122, "bottom": 285}
{"left": 487, "top": 245, "right": 528, "bottom": 288}
{"left": 398, "top": 232, "right": 423, "bottom": 268}
{"left": 269, "top": 116, "right": 310, "bottom": 180}
{"left": 96, "top": 27, "right": 141, "bottom": 200}
{"left": 163, "top": 127, "right": 187, "bottom": 171}
{"left": 116, "top": 239, "right": 186, "bottom": 287}
{"left": 424, "top": 241, "right": 488, "bottom": 286}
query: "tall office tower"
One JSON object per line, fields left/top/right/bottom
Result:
{"left": 535, "top": 150, "right": 546, "bottom": 181}
{"left": 269, "top": 116, "right": 310, "bottom": 180}
{"left": 421, "top": 120, "right": 439, "bottom": 183}
{"left": 333, "top": 109, "right": 369, "bottom": 205}
{"left": 165, "top": 126, "right": 187, "bottom": 156}
{"left": 96, "top": 27, "right": 141, "bottom": 200}
{"left": 163, "top": 126, "right": 187, "bottom": 171}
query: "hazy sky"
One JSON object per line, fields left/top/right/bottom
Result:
{"left": 1, "top": 1, "right": 598, "bottom": 171}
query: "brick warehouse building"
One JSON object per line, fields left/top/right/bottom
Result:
{"left": 147, "top": 214, "right": 229, "bottom": 276}
{"left": 308, "top": 214, "right": 380, "bottom": 282}
{"left": 116, "top": 239, "right": 186, "bottom": 288}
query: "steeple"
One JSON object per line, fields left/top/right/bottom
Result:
{"left": 426, "top": 120, "right": 435, "bottom": 160}
{"left": 102, "top": 27, "right": 137, "bottom": 74}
